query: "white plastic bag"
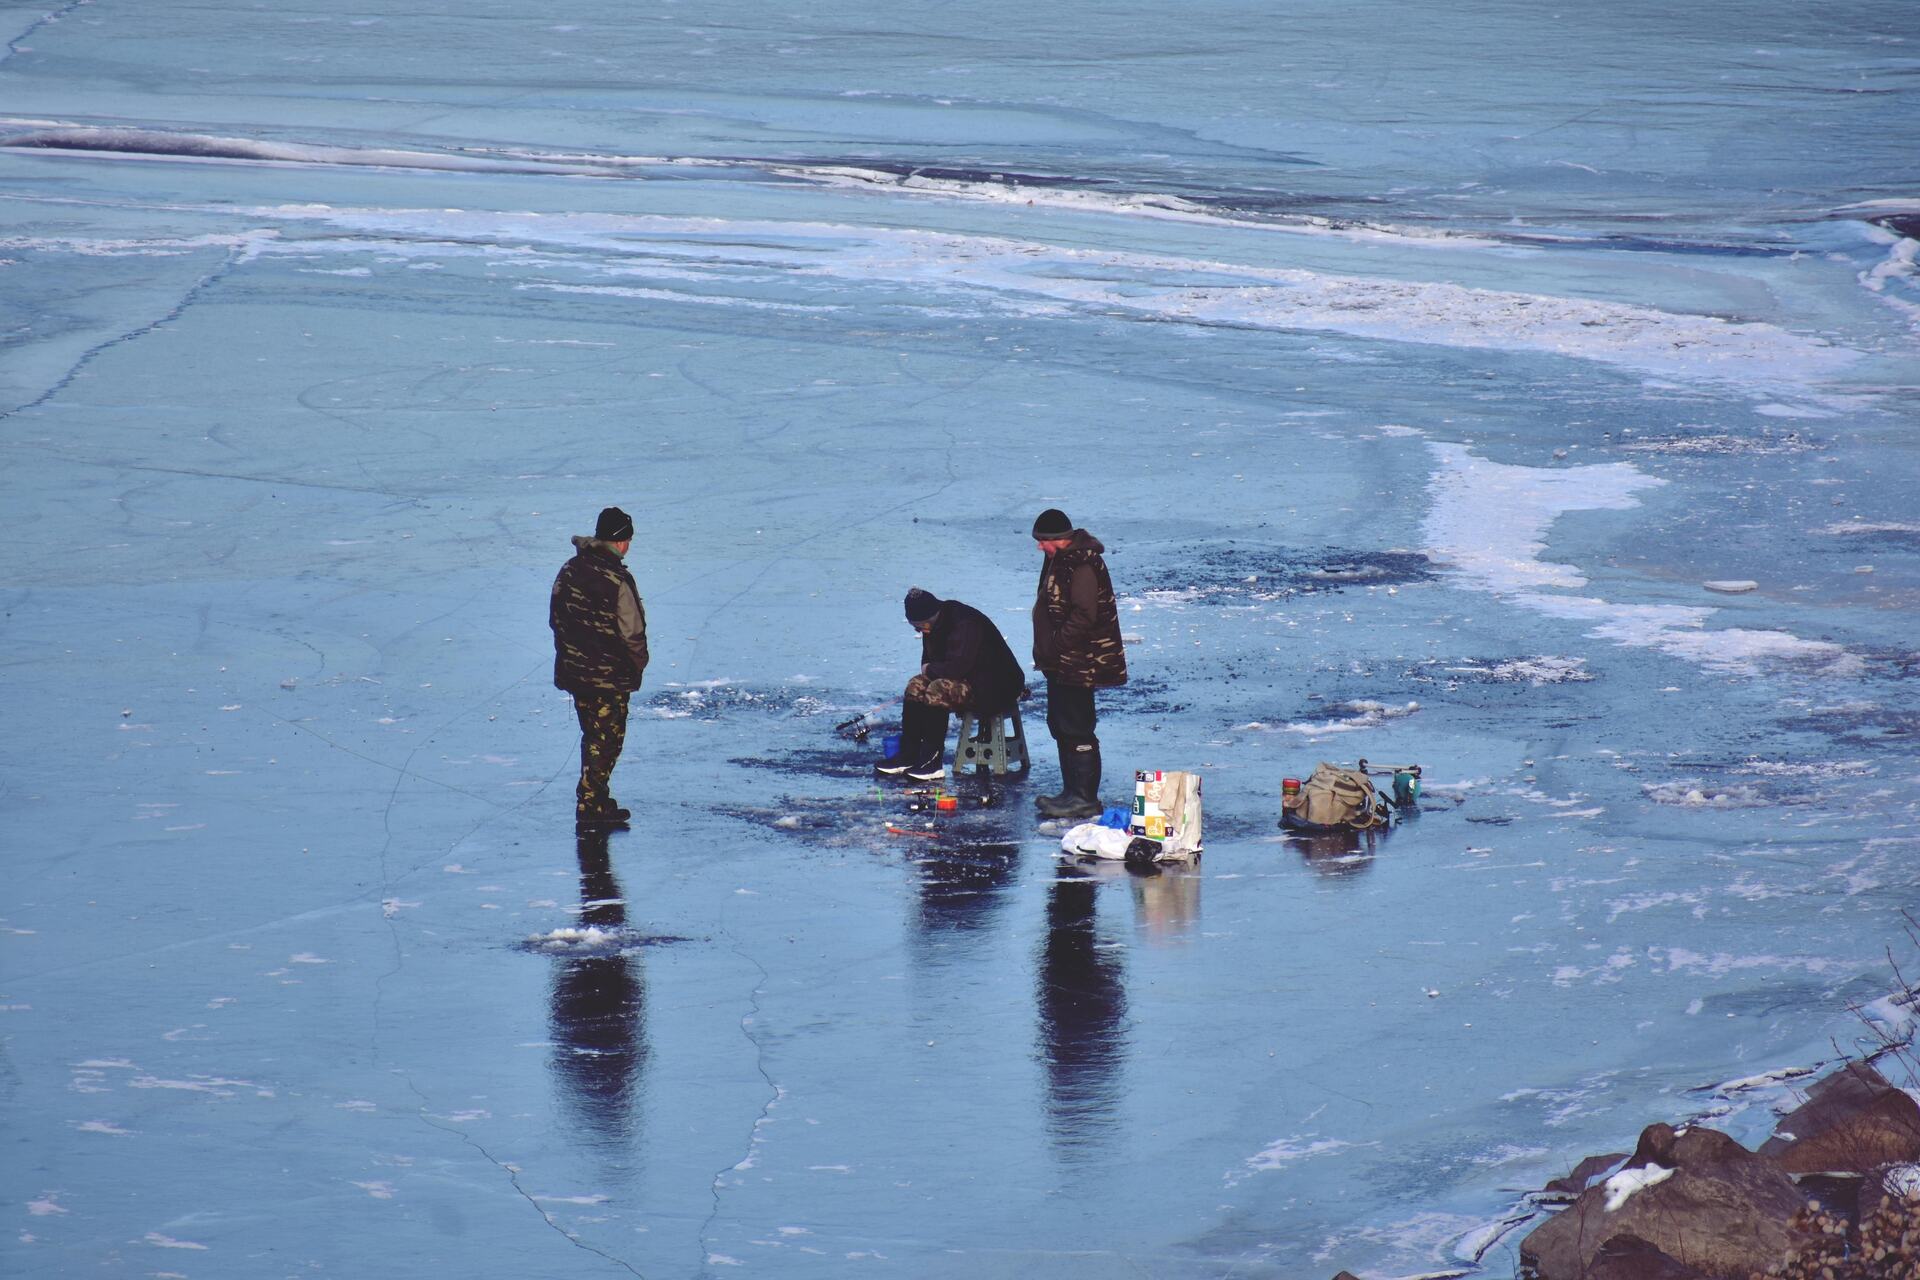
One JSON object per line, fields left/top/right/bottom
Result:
{"left": 1060, "top": 822, "right": 1133, "bottom": 860}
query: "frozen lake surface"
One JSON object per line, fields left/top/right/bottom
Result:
{"left": 3, "top": 2, "right": 1918, "bottom": 1276}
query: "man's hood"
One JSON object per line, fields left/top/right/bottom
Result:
{"left": 1057, "top": 529, "right": 1105, "bottom": 559}
{"left": 572, "top": 535, "right": 625, "bottom": 557}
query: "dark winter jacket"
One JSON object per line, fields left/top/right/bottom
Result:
{"left": 921, "top": 599, "right": 1026, "bottom": 713}
{"left": 551, "top": 537, "right": 649, "bottom": 695}
{"left": 1032, "top": 530, "right": 1127, "bottom": 689}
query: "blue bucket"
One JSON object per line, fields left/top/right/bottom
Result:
{"left": 881, "top": 733, "right": 902, "bottom": 759}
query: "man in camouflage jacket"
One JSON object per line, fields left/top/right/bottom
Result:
{"left": 877, "top": 587, "right": 1027, "bottom": 781}
{"left": 551, "top": 507, "right": 649, "bottom": 827}
{"left": 1030, "top": 508, "right": 1127, "bottom": 819}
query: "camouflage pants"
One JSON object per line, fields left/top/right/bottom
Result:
{"left": 904, "top": 673, "right": 974, "bottom": 712}
{"left": 573, "top": 692, "right": 630, "bottom": 814}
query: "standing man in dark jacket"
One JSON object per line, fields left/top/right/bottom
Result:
{"left": 1030, "top": 509, "right": 1127, "bottom": 818}
{"left": 551, "top": 507, "right": 650, "bottom": 828}
{"left": 877, "top": 588, "right": 1026, "bottom": 782}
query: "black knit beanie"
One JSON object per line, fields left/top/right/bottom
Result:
{"left": 904, "top": 587, "right": 942, "bottom": 624}
{"left": 595, "top": 506, "right": 634, "bottom": 542}
{"left": 1031, "top": 508, "right": 1072, "bottom": 538}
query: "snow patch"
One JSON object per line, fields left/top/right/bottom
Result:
{"left": 1603, "top": 1163, "right": 1673, "bottom": 1212}
{"left": 228, "top": 205, "right": 1858, "bottom": 386}
{"left": 1644, "top": 781, "right": 1770, "bottom": 808}
{"left": 144, "top": 1233, "right": 209, "bottom": 1250}
{"left": 1425, "top": 444, "right": 1852, "bottom": 676}
{"left": 74, "top": 1120, "right": 132, "bottom": 1135}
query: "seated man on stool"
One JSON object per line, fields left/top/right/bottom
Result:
{"left": 877, "top": 588, "right": 1026, "bottom": 781}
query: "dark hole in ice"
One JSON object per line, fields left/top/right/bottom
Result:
{"left": 1128, "top": 542, "right": 1434, "bottom": 605}
{"left": 1100, "top": 673, "right": 1189, "bottom": 716}
{"left": 728, "top": 747, "right": 876, "bottom": 779}
{"left": 1780, "top": 704, "right": 1920, "bottom": 750}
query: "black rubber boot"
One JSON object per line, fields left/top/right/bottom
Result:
{"left": 880, "top": 701, "right": 947, "bottom": 776}
{"left": 576, "top": 802, "right": 631, "bottom": 829}
{"left": 905, "top": 704, "right": 949, "bottom": 779}
{"left": 1035, "top": 740, "right": 1073, "bottom": 811}
{"left": 1038, "top": 741, "right": 1103, "bottom": 820}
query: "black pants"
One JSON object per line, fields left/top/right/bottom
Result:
{"left": 1044, "top": 677, "right": 1097, "bottom": 749}
{"left": 573, "top": 692, "right": 630, "bottom": 812}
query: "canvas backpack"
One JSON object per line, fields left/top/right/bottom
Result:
{"left": 1297, "top": 762, "right": 1391, "bottom": 829}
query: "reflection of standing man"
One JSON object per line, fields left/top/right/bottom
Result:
{"left": 1030, "top": 508, "right": 1127, "bottom": 819}
{"left": 551, "top": 507, "right": 649, "bottom": 828}
{"left": 549, "top": 829, "right": 647, "bottom": 1150}
{"left": 1036, "top": 870, "right": 1127, "bottom": 1153}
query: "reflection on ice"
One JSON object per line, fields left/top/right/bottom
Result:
{"left": 1288, "top": 824, "right": 1385, "bottom": 877}
{"left": 547, "top": 830, "right": 648, "bottom": 1153}
{"left": 1036, "top": 870, "right": 1128, "bottom": 1156}
{"left": 4, "top": 3, "right": 1917, "bottom": 1274}
{"left": 1129, "top": 865, "right": 1202, "bottom": 946}
{"left": 912, "top": 838, "right": 1021, "bottom": 960}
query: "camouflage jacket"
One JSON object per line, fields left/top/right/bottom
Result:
{"left": 1032, "top": 530, "right": 1127, "bottom": 689}
{"left": 550, "top": 537, "right": 649, "bottom": 695}
{"left": 920, "top": 598, "right": 1026, "bottom": 713}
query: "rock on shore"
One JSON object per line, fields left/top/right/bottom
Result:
{"left": 1512, "top": 1060, "right": 1920, "bottom": 1280}
{"left": 1520, "top": 1123, "right": 1803, "bottom": 1279}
